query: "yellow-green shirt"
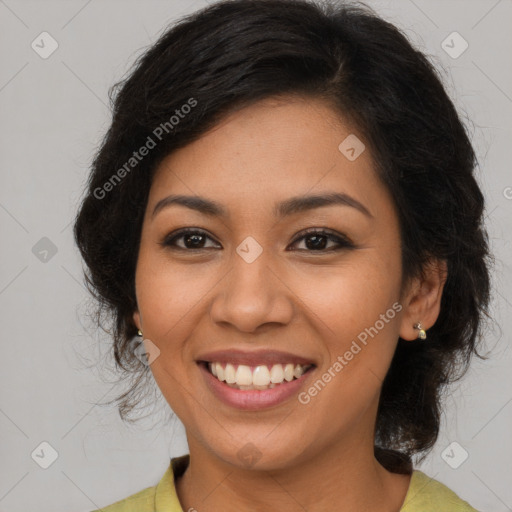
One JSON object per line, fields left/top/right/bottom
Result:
{"left": 91, "top": 455, "right": 479, "bottom": 511}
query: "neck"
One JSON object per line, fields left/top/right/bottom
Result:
{"left": 175, "top": 429, "right": 411, "bottom": 512}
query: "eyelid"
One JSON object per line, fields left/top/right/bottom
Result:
{"left": 161, "top": 228, "right": 221, "bottom": 249}
{"left": 289, "top": 227, "right": 354, "bottom": 249}
{"left": 161, "top": 226, "right": 355, "bottom": 252}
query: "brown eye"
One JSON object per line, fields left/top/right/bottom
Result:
{"left": 162, "top": 229, "right": 220, "bottom": 250}
{"left": 161, "top": 227, "right": 354, "bottom": 253}
{"left": 288, "top": 228, "right": 355, "bottom": 252}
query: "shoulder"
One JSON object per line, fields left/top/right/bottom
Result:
{"left": 89, "top": 457, "right": 186, "bottom": 512}
{"left": 400, "top": 470, "right": 480, "bottom": 512}
{"left": 92, "top": 486, "right": 156, "bottom": 512}
{"left": 89, "top": 485, "right": 157, "bottom": 512}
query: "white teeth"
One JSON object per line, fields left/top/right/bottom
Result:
{"left": 225, "top": 363, "right": 236, "bottom": 384}
{"left": 216, "top": 363, "right": 225, "bottom": 381}
{"left": 207, "top": 362, "right": 312, "bottom": 389}
{"left": 284, "top": 363, "right": 294, "bottom": 382}
{"left": 235, "top": 365, "right": 253, "bottom": 386}
{"left": 253, "top": 365, "right": 271, "bottom": 386}
{"left": 293, "top": 364, "right": 304, "bottom": 379}
{"left": 269, "top": 364, "right": 284, "bottom": 384}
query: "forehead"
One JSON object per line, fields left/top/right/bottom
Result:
{"left": 149, "top": 96, "right": 385, "bottom": 217}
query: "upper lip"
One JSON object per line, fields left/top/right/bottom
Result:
{"left": 196, "top": 349, "right": 316, "bottom": 367}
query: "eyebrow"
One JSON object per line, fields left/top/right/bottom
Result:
{"left": 152, "top": 192, "right": 373, "bottom": 219}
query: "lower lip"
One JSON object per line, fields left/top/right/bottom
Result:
{"left": 198, "top": 363, "right": 314, "bottom": 411}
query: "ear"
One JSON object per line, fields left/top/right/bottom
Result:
{"left": 399, "top": 258, "right": 448, "bottom": 341}
{"left": 133, "top": 310, "right": 142, "bottom": 332}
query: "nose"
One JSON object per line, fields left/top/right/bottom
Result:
{"left": 209, "top": 249, "right": 294, "bottom": 334}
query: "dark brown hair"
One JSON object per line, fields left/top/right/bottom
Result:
{"left": 74, "top": 0, "right": 492, "bottom": 472}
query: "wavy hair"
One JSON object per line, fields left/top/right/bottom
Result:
{"left": 74, "top": 0, "right": 492, "bottom": 472}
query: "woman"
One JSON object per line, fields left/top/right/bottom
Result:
{"left": 74, "top": 0, "right": 491, "bottom": 510}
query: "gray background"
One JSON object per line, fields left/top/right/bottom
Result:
{"left": 0, "top": 0, "right": 511, "bottom": 511}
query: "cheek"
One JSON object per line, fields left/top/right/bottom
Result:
{"left": 291, "top": 263, "right": 402, "bottom": 432}
{"left": 291, "top": 251, "right": 402, "bottom": 339}
{"left": 135, "top": 250, "right": 216, "bottom": 339}
{"left": 136, "top": 239, "right": 402, "bottom": 350}
{"left": 134, "top": 251, "right": 212, "bottom": 417}
{"left": 290, "top": 252, "right": 403, "bottom": 414}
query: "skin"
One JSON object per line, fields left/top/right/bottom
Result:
{"left": 133, "top": 95, "right": 447, "bottom": 512}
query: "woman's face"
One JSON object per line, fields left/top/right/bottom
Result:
{"left": 134, "top": 96, "right": 414, "bottom": 470}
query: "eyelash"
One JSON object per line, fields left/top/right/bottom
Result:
{"left": 160, "top": 227, "right": 355, "bottom": 253}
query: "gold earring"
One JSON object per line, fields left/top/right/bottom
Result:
{"left": 137, "top": 329, "right": 143, "bottom": 337}
{"left": 413, "top": 322, "right": 427, "bottom": 340}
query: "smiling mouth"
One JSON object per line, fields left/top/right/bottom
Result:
{"left": 201, "top": 361, "right": 315, "bottom": 390}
